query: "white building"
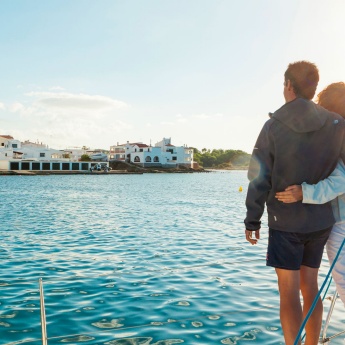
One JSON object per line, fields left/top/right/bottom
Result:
{"left": 0, "top": 137, "right": 63, "bottom": 162}
{"left": 62, "top": 147, "right": 86, "bottom": 161}
{"left": 110, "top": 138, "right": 194, "bottom": 168}
{"left": 109, "top": 142, "right": 126, "bottom": 161}
{"left": 61, "top": 147, "right": 108, "bottom": 161}
{"left": 0, "top": 135, "right": 107, "bottom": 172}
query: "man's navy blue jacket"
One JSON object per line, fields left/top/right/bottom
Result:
{"left": 245, "top": 98, "right": 345, "bottom": 233}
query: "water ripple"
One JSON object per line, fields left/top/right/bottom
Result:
{"left": 1, "top": 172, "right": 342, "bottom": 345}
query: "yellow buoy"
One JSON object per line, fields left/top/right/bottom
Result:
{"left": 239, "top": 186, "right": 243, "bottom": 192}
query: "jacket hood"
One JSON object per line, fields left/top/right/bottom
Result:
{"left": 272, "top": 98, "right": 328, "bottom": 133}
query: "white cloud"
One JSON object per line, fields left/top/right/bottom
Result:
{"left": 50, "top": 86, "right": 65, "bottom": 91}
{"left": 9, "top": 102, "right": 25, "bottom": 113}
{"left": 160, "top": 121, "right": 174, "bottom": 125}
{"left": 192, "top": 113, "right": 224, "bottom": 119}
{"left": 0, "top": 102, "right": 5, "bottom": 110}
{"left": 176, "top": 114, "right": 187, "bottom": 123}
{"left": 1, "top": 91, "right": 132, "bottom": 150}
{"left": 193, "top": 113, "right": 210, "bottom": 119}
{"left": 26, "top": 92, "right": 128, "bottom": 112}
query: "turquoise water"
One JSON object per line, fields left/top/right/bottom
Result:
{"left": 0, "top": 171, "right": 344, "bottom": 345}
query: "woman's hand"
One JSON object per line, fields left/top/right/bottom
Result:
{"left": 275, "top": 185, "right": 303, "bottom": 203}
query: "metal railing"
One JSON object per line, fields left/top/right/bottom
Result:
{"left": 39, "top": 278, "right": 47, "bottom": 345}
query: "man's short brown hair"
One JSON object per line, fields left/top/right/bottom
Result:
{"left": 316, "top": 82, "right": 345, "bottom": 118}
{"left": 284, "top": 61, "right": 319, "bottom": 100}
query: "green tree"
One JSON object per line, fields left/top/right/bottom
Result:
{"left": 80, "top": 154, "right": 91, "bottom": 161}
{"left": 193, "top": 147, "right": 250, "bottom": 168}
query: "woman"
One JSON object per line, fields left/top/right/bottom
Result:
{"left": 276, "top": 82, "right": 345, "bottom": 307}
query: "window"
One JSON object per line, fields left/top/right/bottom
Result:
{"left": 1, "top": 143, "right": 4, "bottom": 146}
{"left": 12, "top": 144, "right": 17, "bottom": 148}
{"left": 32, "top": 162, "right": 41, "bottom": 170}
{"left": 72, "top": 163, "right": 79, "bottom": 170}
{"left": 134, "top": 156, "right": 140, "bottom": 162}
{"left": 140, "top": 149, "right": 143, "bottom": 152}
{"left": 10, "top": 162, "right": 19, "bottom": 170}
{"left": 145, "top": 156, "right": 152, "bottom": 162}
{"left": 52, "top": 163, "right": 60, "bottom": 170}
{"left": 40, "top": 153, "right": 45, "bottom": 158}
{"left": 154, "top": 156, "right": 159, "bottom": 162}
{"left": 114, "top": 148, "right": 125, "bottom": 153}
{"left": 21, "top": 162, "right": 30, "bottom": 170}
{"left": 172, "top": 156, "right": 177, "bottom": 161}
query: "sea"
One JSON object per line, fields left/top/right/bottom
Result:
{"left": 1, "top": 171, "right": 344, "bottom": 345}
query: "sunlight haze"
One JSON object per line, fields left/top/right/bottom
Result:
{"left": 1, "top": 0, "right": 345, "bottom": 153}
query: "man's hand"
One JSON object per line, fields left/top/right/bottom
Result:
{"left": 275, "top": 185, "right": 303, "bottom": 203}
{"left": 245, "top": 229, "right": 260, "bottom": 245}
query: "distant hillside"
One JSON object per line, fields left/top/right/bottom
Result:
{"left": 192, "top": 148, "right": 250, "bottom": 169}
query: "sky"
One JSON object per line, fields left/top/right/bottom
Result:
{"left": 1, "top": 0, "right": 345, "bottom": 153}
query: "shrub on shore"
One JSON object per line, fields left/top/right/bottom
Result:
{"left": 192, "top": 148, "right": 250, "bottom": 168}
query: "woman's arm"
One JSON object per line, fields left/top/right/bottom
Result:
{"left": 302, "top": 160, "right": 345, "bottom": 204}
{"left": 275, "top": 160, "right": 345, "bottom": 204}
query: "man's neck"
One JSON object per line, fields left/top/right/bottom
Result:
{"left": 285, "top": 95, "right": 297, "bottom": 103}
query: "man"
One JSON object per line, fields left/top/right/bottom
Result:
{"left": 275, "top": 82, "right": 345, "bottom": 309}
{"left": 244, "top": 61, "right": 345, "bottom": 345}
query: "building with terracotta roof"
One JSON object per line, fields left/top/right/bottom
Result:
{"left": 0, "top": 135, "right": 14, "bottom": 141}
{"left": 109, "top": 137, "right": 194, "bottom": 168}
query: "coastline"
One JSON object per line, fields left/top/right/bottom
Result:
{"left": 0, "top": 170, "right": 143, "bottom": 176}
{"left": 0, "top": 165, "right": 248, "bottom": 176}
{"left": 205, "top": 166, "right": 249, "bottom": 171}
{"left": 0, "top": 169, "right": 207, "bottom": 176}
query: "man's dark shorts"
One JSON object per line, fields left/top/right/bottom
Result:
{"left": 266, "top": 227, "right": 332, "bottom": 270}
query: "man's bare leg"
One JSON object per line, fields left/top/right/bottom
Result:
{"left": 275, "top": 268, "right": 302, "bottom": 345}
{"left": 300, "top": 265, "right": 322, "bottom": 345}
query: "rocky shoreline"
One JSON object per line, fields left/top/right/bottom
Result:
{"left": 108, "top": 161, "right": 207, "bottom": 174}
